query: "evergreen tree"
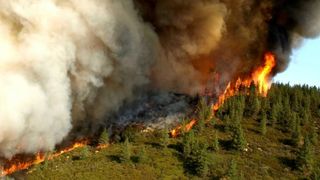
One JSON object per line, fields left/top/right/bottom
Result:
{"left": 246, "top": 95, "right": 261, "bottom": 118}
{"left": 80, "top": 145, "right": 91, "bottom": 159}
{"left": 138, "top": 147, "right": 148, "bottom": 163}
{"left": 270, "top": 103, "right": 280, "bottom": 127}
{"left": 197, "top": 98, "right": 212, "bottom": 132}
{"left": 183, "top": 130, "right": 195, "bottom": 157}
{"left": 232, "top": 123, "right": 246, "bottom": 151}
{"left": 120, "top": 138, "right": 131, "bottom": 163}
{"left": 260, "top": 111, "right": 267, "bottom": 136}
{"left": 226, "top": 159, "right": 238, "bottom": 180}
{"left": 185, "top": 141, "right": 209, "bottom": 177}
{"left": 213, "top": 131, "right": 220, "bottom": 151}
{"left": 310, "top": 124, "right": 318, "bottom": 146}
{"left": 297, "top": 136, "right": 314, "bottom": 171}
{"left": 99, "top": 128, "right": 109, "bottom": 145}
{"left": 160, "top": 127, "right": 170, "bottom": 148}
{"left": 291, "top": 117, "right": 302, "bottom": 147}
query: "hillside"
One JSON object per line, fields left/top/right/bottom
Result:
{"left": 25, "top": 83, "right": 320, "bottom": 180}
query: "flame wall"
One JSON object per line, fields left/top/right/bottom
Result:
{"left": 0, "top": 0, "right": 320, "bottom": 158}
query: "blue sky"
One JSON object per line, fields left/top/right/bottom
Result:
{"left": 274, "top": 37, "right": 320, "bottom": 87}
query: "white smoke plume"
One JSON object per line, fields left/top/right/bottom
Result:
{"left": 0, "top": 0, "right": 158, "bottom": 158}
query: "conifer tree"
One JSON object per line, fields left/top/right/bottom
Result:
{"left": 291, "top": 116, "right": 302, "bottom": 147}
{"left": 80, "top": 145, "right": 91, "bottom": 159}
{"left": 232, "top": 122, "right": 246, "bottom": 151}
{"left": 138, "top": 146, "right": 148, "bottom": 163}
{"left": 297, "top": 136, "right": 314, "bottom": 171}
{"left": 213, "top": 131, "right": 220, "bottom": 151}
{"left": 183, "top": 130, "right": 195, "bottom": 157}
{"left": 226, "top": 159, "right": 238, "bottom": 180}
{"left": 270, "top": 103, "right": 280, "bottom": 127}
{"left": 120, "top": 138, "right": 131, "bottom": 163}
{"left": 260, "top": 111, "right": 267, "bottom": 136}
{"left": 185, "top": 141, "right": 209, "bottom": 177}
{"left": 310, "top": 124, "right": 318, "bottom": 146}
{"left": 99, "top": 128, "right": 109, "bottom": 145}
{"left": 197, "top": 97, "right": 212, "bottom": 132}
{"left": 160, "top": 127, "right": 170, "bottom": 148}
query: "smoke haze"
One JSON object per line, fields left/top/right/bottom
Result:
{"left": 0, "top": 0, "right": 319, "bottom": 158}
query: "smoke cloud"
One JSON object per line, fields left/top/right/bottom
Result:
{"left": 0, "top": 0, "right": 319, "bottom": 158}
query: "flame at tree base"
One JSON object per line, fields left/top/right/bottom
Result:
{"left": 171, "top": 52, "right": 276, "bottom": 137}
{"left": 0, "top": 140, "right": 109, "bottom": 177}
{"left": 1, "top": 53, "right": 276, "bottom": 176}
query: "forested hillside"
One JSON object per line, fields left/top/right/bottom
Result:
{"left": 26, "top": 83, "right": 320, "bottom": 180}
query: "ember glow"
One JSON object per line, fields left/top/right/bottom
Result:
{"left": 252, "top": 52, "right": 277, "bottom": 95}
{"left": 213, "top": 52, "right": 276, "bottom": 111}
{"left": 170, "top": 119, "right": 197, "bottom": 138}
{"left": 171, "top": 52, "right": 276, "bottom": 137}
{"left": 1, "top": 140, "right": 89, "bottom": 176}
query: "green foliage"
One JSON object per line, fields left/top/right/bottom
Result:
{"left": 137, "top": 147, "right": 148, "bottom": 164}
{"left": 226, "top": 159, "right": 238, "bottom": 180}
{"left": 182, "top": 130, "right": 195, "bottom": 157}
{"left": 120, "top": 138, "right": 131, "bottom": 163}
{"left": 309, "top": 120, "right": 318, "bottom": 146}
{"left": 291, "top": 115, "right": 302, "bottom": 147}
{"left": 26, "top": 83, "right": 320, "bottom": 180}
{"left": 80, "top": 145, "right": 91, "bottom": 159}
{"left": 196, "top": 97, "right": 212, "bottom": 132}
{"left": 184, "top": 141, "right": 209, "bottom": 177}
{"left": 231, "top": 122, "right": 246, "bottom": 151}
{"left": 297, "top": 136, "right": 314, "bottom": 171}
{"left": 245, "top": 95, "right": 261, "bottom": 118}
{"left": 270, "top": 103, "right": 280, "bottom": 127}
{"left": 260, "top": 111, "right": 267, "bottom": 135}
{"left": 99, "top": 128, "right": 109, "bottom": 145}
{"left": 121, "top": 126, "right": 139, "bottom": 143}
{"left": 213, "top": 131, "right": 220, "bottom": 151}
{"left": 160, "top": 127, "right": 170, "bottom": 148}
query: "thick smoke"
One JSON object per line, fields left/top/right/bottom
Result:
{"left": 0, "top": 0, "right": 320, "bottom": 158}
{"left": 0, "top": 0, "right": 158, "bottom": 158}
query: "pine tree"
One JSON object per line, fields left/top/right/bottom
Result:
{"left": 297, "top": 136, "right": 314, "bottom": 171}
{"left": 138, "top": 147, "right": 148, "bottom": 163}
{"left": 183, "top": 130, "right": 195, "bottom": 157}
{"left": 80, "top": 145, "right": 91, "bottom": 159}
{"left": 160, "top": 127, "right": 170, "bottom": 148}
{"left": 213, "top": 131, "right": 220, "bottom": 151}
{"left": 226, "top": 159, "right": 238, "bottom": 180}
{"left": 270, "top": 103, "right": 280, "bottom": 127}
{"left": 197, "top": 98, "right": 212, "bottom": 132}
{"left": 260, "top": 111, "right": 267, "bottom": 136}
{"left": 310, "top": 124, "right": 318, "bottom": 145}
{"left": 99, "top": 128, "right": 109, "bottom": 145}
{"left": 232, "top": 123, "right": 246, "bottom": 151}
{"left": 120, "top": 138, "right": 131, "bottom": 163}
{"left": 185, "top": 141, "right": 209, "bottom": 177}
{"left": 291, "top": 117, "right": 302, "bottom": 147}
{"left": 246, "top": 95, "right": 261, "bottom": 118}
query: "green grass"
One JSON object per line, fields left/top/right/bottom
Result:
{"left": 26, "top": 115, "right": 319, "bottom": 179}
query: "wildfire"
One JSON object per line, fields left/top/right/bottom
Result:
{"left": 170, "top": 119, "right": 197, "bottom": 138}
{"left": 171, "top": 52, "right": 276, "bottom": 137}
{"left": 1, "top": 140, "right": 89, "bottom": 176}
{"left": 213, "top": 52, "right": 276, "bottom": 111}
{"left": 251, "top": 52, "right": 276, "bottom": 95}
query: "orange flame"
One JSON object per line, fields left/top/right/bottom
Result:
{"left": 1, "top": 140, "right": 89, "bottom": 176}
{"left": 212, "top": 52, "right": 276, "bottom": 111}
{"left": 251, "top": 52, "right": 276, "bottom": 96}
{"left": 171, "top": 53, "right": 276, "bottom": 138}
{"left": 170, "top": 119, "right": 197, "bottom": 138}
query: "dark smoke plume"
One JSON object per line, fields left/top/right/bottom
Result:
{"left": 0, "top": 0, "right": 319, "bottom": 158}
